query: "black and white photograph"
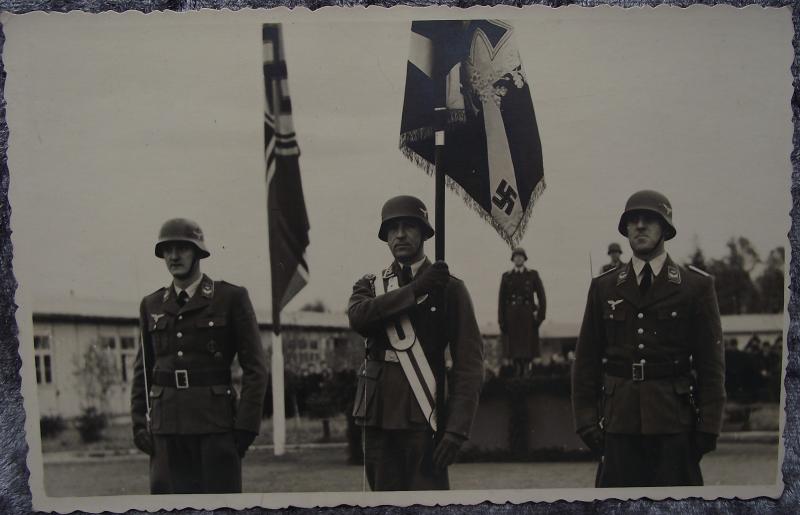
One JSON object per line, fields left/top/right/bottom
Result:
{"left": 2, "top": 5, "right": 791, "bottom": 511}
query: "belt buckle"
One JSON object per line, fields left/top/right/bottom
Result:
{"left": 175, "top": 369, "right": 189, "bottom": 389}
{"left": 384, "top": 350, "right": 400, "bottom": 363}
{"left": 632, "top": 363, "right": 645, "bottom": 382}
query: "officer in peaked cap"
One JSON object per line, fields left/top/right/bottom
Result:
{"left": 601, "top": 242, "right": 625, "bottom": 274}
{"left": 571, "top": 190, "right": 725, "bottom": 487}
{"left": 348, "top": 195, "right": 484, "bottom": 491}
{"left": 498, "top": 247, "right": 546, "bottom": 376}
{"left": 131, "top": 218, "right": 267, "bottom": 494}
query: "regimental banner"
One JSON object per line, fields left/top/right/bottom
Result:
{"left": 264, "top": 24, "right": 310, "bottom": 324}
{"left": 399, "top": 20, "right": 545, "bottom": 247}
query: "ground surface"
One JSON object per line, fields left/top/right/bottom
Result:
{"left": 42, "top": 442, "right": 780, "bottom": 496}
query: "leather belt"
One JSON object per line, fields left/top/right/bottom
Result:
{"left": 367, "top": 349, "right": 400, "bottom": 363}
{"left": 152, "top": 369, "right": 231, "bottom": 389}
{"left": 604, "top": 359, "right": 690, "bottom": 382}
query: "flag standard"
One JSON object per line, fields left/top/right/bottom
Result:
{"left": 400, "top": 20, "right": 545, "bottom": 248}
{"left": 263, "top": 23, "right": 310, "bottom": 456}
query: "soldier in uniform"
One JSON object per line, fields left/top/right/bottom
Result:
{"left": 601, "top": 242, "right": 625, "bottom": 274}
{"left": 348, "top": 195, "right": 484, "bottom": 491}
{"left": 131, "top": 218, "right": 268, "bottom": 494}
{"left": 571, "top": 190, "right": 725, "bottom": 487}
{"left": 497, "top": 247, "right": 546, "bottom": 376}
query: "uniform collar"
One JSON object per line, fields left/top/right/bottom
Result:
{"left": 396, "top": 256, "right": 427, "bottom": 278}
{"left": 631, "top": 252, "right": 667, "bottom": 281}
{"left": 513, "top": 265, "right": 527, "bottom": 273}
{"left": 162, "top": 274, "right": 214, "bottom": 307}
{"left": 172, "top": 274, "right": 203, "bottom": 299}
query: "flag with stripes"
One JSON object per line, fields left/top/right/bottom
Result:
{"left": 399, "top": 20, "right": 545, "bottom": 247}
{"left": 263, "top": 24, "right": 310, "bottom": 326}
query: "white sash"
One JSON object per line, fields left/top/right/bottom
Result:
{"left": 379, "top": 267, "right": 438, "bottom": 432}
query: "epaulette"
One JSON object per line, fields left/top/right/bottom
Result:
{"left": 688, "top": 265, "right": 711, "bottom": 277}
{"left": 145, "top": 286, "right": 168, "bottom": 297}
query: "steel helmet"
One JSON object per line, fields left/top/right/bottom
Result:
{"left": 607, "top": 242, "right": 622, "bottom": 255}
{"left": 378, "top": 195, "right": 435, "bottom": 242}
{"left": 154, "top": 218, "right": 210, "bottom": 259}
{"left": 618, "top": 190, "right": 676, "bottom": 241}
{"left": 511, "top": 247, "right": 528, "bottom": 261}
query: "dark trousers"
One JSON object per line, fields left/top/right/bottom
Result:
{"left": 597, "top": 432, "right": 703, "bottom": 487}
{"left": 364, "top": 427, "right": 449, "bottom": 491}
{"left": 150, "top": 432, "right": 241, "bottom": 494}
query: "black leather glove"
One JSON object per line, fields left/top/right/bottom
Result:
{"left": 412, "top": 261, "right": 450, "bottom": 296}
{"left": 432, "top": 432, "right": 465, "bottom": 469}
{"left": 694, "top": 431, "right": 717, "bottom": 459}
{"left": 578, "top": 425, "right": 604, "bottom": 457}
{"left": 133, "top": 426, "right": 153, "bottom": 456}
{"left": 234, "top": 429, "right": 257, "bottom": 458}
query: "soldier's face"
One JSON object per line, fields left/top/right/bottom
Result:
{"left": 609, "top": 251, "right": 621, "bottom": 262}
{"left": 386, "top": 219, "right": 424, "bottom": 262}
{"left": 512, "top": 255, "right": 526, "bottom": 267}
{"left": 162, "top": 242, "right": 198, "bottom": 279}
{"left": 625, "top": 212, "right": 664, "bottom": 256}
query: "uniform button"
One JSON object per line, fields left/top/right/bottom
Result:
{"left": 601, "top": 358, "right": 608, "bottom": 364}
{"left": 638, "top": 343, "right": 645, "bottom": 350}
{"left": 637, "top": 313, "right": 644, "bottom": 319}
{"left": 637, "top": 328, "right": 644, "bottom": 335}
{"left": 430, "top": 306, "right": 437, "bottom": 312}
{"left": 226, "top": 389, "right": 231, "bottom": 395}
{"left": 640, "top": 359, "right": 646, "bottom": 364}
{"left": 671, "top": 311, "right": 678, "bottom": 318}
{"left": 208, "top": 321, "right": 215, "bottom": 327}
{"left": 177, "top": 350, "right": 184, "bottom": 357}
{"left": 689, "top": 385, "right": 694, "bottom": 391}
{"left": 178, "top": 315, "right": 183, "bottom": 321}
{"left": 177, "top": 332, "right": 183, "bottom": 339}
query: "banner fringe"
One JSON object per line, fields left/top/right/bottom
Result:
{"left": 398, "top": 144, "right": 546, "bottom": 248}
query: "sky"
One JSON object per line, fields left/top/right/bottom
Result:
{"left": 4, "top": 6, "right": 793, "bottom": 327}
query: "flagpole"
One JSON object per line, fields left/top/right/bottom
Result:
{"left": 434, "top": 72, "right": 447, "bottom": 261}
{"left": 434, "top": 111, "right": 445, "bottom": 261}
{"left": 269, "top": 75, "right": 286, "bottom": 458}
{"left": 271, "top": 317, "right": 286, "bottom": 456}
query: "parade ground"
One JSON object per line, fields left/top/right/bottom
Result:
{"left": 42, "top": 441, "right": 779, "bottom": 496}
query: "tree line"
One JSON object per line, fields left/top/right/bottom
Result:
{"left": 687, "top": 237, "right": 784, "bottom": 315}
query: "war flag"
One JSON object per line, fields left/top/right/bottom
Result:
{"left": 400, "top": 20, "right": 545, "bottom": 246}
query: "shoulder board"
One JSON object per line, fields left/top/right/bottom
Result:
{"left": 145, "top": 286, "right": 166, "bottom": 299}
{"left": 688, "top": 265, "right": 711, "bottom": 277}
{"left": 597, "top": 266, "right": 617, "bottom": 278}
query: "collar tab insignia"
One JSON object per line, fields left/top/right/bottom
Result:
{"left": 617, "top": 267, "right": 629, "bottom": 286}
{"left": 667, "top": 265, "right": 681, "bottom": 284}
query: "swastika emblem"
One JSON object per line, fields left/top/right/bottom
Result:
{"left": 492, "top": 179, "right": 518, "bottom": 216}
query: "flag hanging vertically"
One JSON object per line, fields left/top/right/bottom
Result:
{"left": 399, "top": 20, "right": 544, "bottom": 247}
{"left": 264, "top": 24, "right": 310, "bottom": 326}
{"left": 264, "top": 23, "right": 309, "bottom": 457}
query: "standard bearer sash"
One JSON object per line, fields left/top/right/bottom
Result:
{"left": 378, "top": 267, "right": 438, "bottom": 432}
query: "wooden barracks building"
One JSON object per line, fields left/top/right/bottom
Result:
{"left": 30, "top": 298, "right": 783, "bottom": 420}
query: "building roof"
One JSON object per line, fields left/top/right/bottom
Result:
{"left": 31, "top": 298, "right": 784, "bottom": 336}
{"left": 720, "top": 313, "right": 784, "bottom": 334}
{"left": 31, "top": 297, "right": 349, "bottom": 330}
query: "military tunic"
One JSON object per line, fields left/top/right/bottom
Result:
{"left": 131, "top": 274, "right": 268, "bottom": 494}
{"left": 571, "top": 256, "right": 725, "bottom": 487}
{"left": 348, "top": 259, "right": 484, "bottom": 491}
{"left": 497, "top": 268, "right": 546, "bottom": 359}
